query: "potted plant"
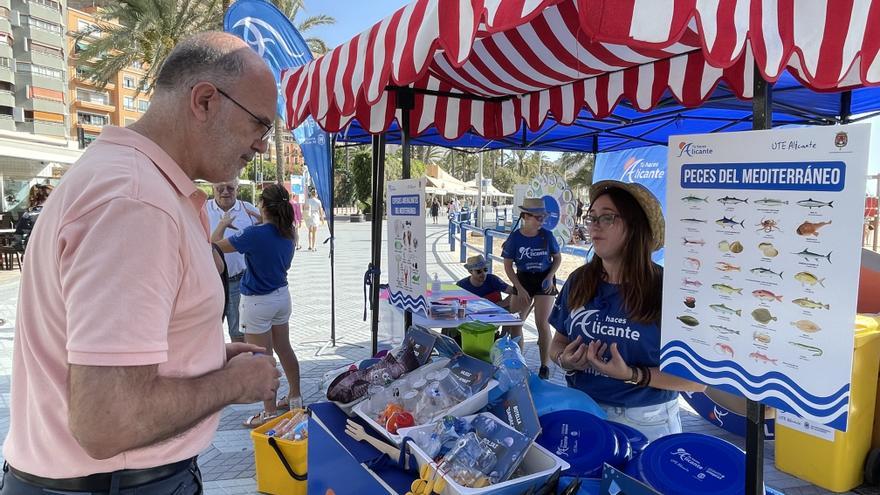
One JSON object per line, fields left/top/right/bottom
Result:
{"left": 361, "top": 200, "right": 372, "bottom": 222}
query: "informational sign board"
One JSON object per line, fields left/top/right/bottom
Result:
{"left": 526, "top": 173, "right": 576, "bottom": 247}
{"left": 387, "top": 178, "right": 428, "bottom": 316}
{"left": 661, "top": 125, "right": 871, "bottom": 431}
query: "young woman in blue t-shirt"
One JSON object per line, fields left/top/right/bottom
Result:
{"left": 213, "top": 184, "right": 300, "bottom": 427}
{"left": 502, "top": 198, "right": 562, "bottom": 380}
{"left": 548, "top": 181, "right": 705, "bottom": 441}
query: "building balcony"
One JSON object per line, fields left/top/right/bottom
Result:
{"left": 0, "top": 18, "right": 11, "bottom": 36}
{"left": 14, "top": 72, "right": 63, "bottom": 92}
{"left": 75, "top": 98, "right": 114, "bottom": 113}
{"left": 19, "top": 23, "right": 63, "bottom": 48}
{"left": 0, "top": 89, "right": 13, "bottom": 108}
{"left": 20, "top": 97, "right": 64, "bottom": 114}
{"left": 18, "top": 118, "right": 67, "bottom": 138}
{"left": 75, "top": 121, "right": 103, "bottom": 134}
{"left": 20, "top": 50, "right": 64, "bottom": 70}
{"left": 18, "top": 0, "right": 62, "bottom": 23}
{"left": 0, "top": 114, "right": 13, "bottom": 131}
{"left": 0, "top": 0, "right": 11, "bottom": 11}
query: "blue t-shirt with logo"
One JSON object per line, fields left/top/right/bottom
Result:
{"left": 501, "top": 228, "right": 560, "bottom": 273}
{"left": 229, "top": 223, "right": 294, "bottom": 296}
{"left": 457, "top": 273, "right": 509, "bottom": 303}
{"left": 549, "top": 276, "right": 677, "bottom": 408}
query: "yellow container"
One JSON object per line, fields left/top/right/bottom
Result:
{"left": 251, "top": 409, "right": 308, "bottom": 495}
{"left": 775, "top": 315, "right": 880, "bottom": 492}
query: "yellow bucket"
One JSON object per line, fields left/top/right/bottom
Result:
{"left": 774, "top": 315, "right": 880, "bottom": 492}
{"left": 251, "top": 409, "right": 308, "bottom": 495}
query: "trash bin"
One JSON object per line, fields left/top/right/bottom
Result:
{"left": 774, "top": 314, "right": 880, "bottom": 492}
{"left": 458, "top": 321, "right": 497, "bottom": 362}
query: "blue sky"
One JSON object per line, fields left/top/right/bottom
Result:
{"left": 306, "top": 0, "right": 409, "bottom": 49}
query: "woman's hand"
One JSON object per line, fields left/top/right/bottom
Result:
{"left": 219, "top": 211, "right": 236, "bottom": 229}
{"left": 557, "top": 335, "right": 590, "bottom": 371}
{"left": 585, "top": 340, "right": 632, "bottom": 380}
{"left": 541, "top": 274, "right": 555, "bottom": 294}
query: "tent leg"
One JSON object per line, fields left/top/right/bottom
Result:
{"left": 745, "top": 66, "right": 772, "bottom": 495}
{"left": 400, "top": 89, "right": 414, "bottom": 332}
{"left": 369, "top": 134, "right": 387, "bottom": 357}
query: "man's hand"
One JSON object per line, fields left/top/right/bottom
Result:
{"left": 225, "top": 353, "right": 280, "bottom": 403}
{"left": 219, "top": 211, "right": 236, "bottom": 229}
{"left": 584, "top": 340, "right": 631, "bottom": 380}
{"left": 226, "top": 342, "right": 265, "bottom": 361}
{"left": 557, "top": 335, "right": 590, "bottom": 371}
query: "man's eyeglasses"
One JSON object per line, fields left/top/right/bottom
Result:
{"left": 215, "top": 184, "right": 237, "bottom": 192}
{"left": 585, "top": 213, "right": 620, "bottom": 229}
{"left": 524, "top": 213, "right": 546, "bottom": 221}
{"left": 215, "top": 87, "right": 274, "bottom": 142}
{"left": 470, "top": 268, "right": 488, "bottom": 274}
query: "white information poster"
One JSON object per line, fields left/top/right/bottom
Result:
{"left": 387, "top": 178, "right": 428, "bottom": 316}
{"left": 661, "top": 125, "right": 871, "bottom": 431}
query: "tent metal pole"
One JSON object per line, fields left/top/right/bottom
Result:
{"left": 840, "top": 91, "right": 852, "bottom": 124}
{"left": 746, "top": 66, "right": 772, "bottom": 495}
{"left": 329, "top": 135, "right": 337, "bottom": 347}
{"left": 398, "top": 88, "right": 415, "bottom": 332}
{"left": 369, "top": 133, "right": 387, "bottom": 356}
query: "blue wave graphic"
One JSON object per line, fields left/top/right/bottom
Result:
{"left": 662, "top": 340, "right": 850, "bottom": 428}
{"left": 388, "top": 291, "right": 429, "bottom": 315}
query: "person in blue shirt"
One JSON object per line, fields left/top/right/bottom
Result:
{"left": 213, "top": 183, "right": 300, "bottom": 427}
{"left": 456, "top": 255, "right": 515, "bottom": 307}
{"left": 502, "top": 198, "right": 562, "bottom": 380}
{"left": 548, "top": 181, "right": 705, "bottom": 441}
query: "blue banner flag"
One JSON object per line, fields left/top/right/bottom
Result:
{"left": 592, "top": 145, "right": 668, "bottom": 262}
{"left": 224, "top": 0, "right": 332, "bottom": 219}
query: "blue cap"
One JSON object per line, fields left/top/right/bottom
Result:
{"left": 635, "top": 433, "right": 748, "bottom": 495}
{"left": 607, "top": 421, "right": 649, "bottom": 453}
{"left": 537, "top": 410, "right": 621, "bottom": 478}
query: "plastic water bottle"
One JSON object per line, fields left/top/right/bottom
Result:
{"left": 432, "top": 273, "right": 441, "bottom": 298}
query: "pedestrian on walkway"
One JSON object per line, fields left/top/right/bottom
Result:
{"left": 213, "top": 183, "right": 301, "bottom": 427}
{"left": 502, "top": 198, "right": 561, "bottom": 380}
{"left": 430, "top": 197, "right": 440, "bottom": 224}
{"left": 305, "top": 187, "right": 324, "bottom": 251}
{"left": 1, "top": 33, "right": 281, "bottom": 495}
{"left": 548, "top": 181, "right": 705, "bottom": 441}
{"left": 290, "top": 193, "right": 303, "bottom": 250}
{"left": 205, "top": 178, "right": 260, "bottom": 342}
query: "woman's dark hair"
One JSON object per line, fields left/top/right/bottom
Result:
{"left": 28, "top": 184, "right": 52, "bottom": 209}
{"left": 567, "top": 187, "right": 662, "bottom": 324}
{"left": 260, "top": 184, "right": 295, "bottom": 240}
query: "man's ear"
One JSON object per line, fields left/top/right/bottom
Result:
{"left": 189, "top": 82, "right": 216, "bottom": 123}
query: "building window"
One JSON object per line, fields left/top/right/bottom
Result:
{"left": 123, "top": 76, "right": 135, "bottom": 89}
{"left": 75, "top": 88, "right": 108, "bottom": 105}
{"left": 32, "top": 86, "right": 64, "bottom": 102}
{"left": 0, "top": 33, "right": 12, "bottom": 47}
{"left": 0, "top": 7, "right": 10, "bottom": 20}
{"left": 123, "top": 96, "right": 135, "bottom": 110}
{"left": 130, "top": 60, "right": 143, "bottom": 70}
{"left": 124, "top": 117, "right": 137, "bottom": 126}
{"left": 23, "top": 16, "right": 62, "bottom": 34}
{"left": 77, "top": 20, "right": 92, "bottom": 32}
{"left": 138, "top": 100, "right": 149, "bottom": 112}
{"left": 77, "top": 111, "right": 108, "bottom": 126}
{"left": 25, "top": 110, "right": 64, "bottom": 123}
{"left": 17, "top": 62, "right": 63, "bottom": 79}
{"left": 29, "top": 41, "right": 63, "bottom": 58}
{"left": 29, "top": 0, "right": 61, "bottom": 12}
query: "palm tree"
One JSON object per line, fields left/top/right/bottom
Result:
{"left": 77, "top": 0, "right": 335, "bottom": 185}
{"left": 561, "top": 152, "right": 596, "bottom": 191}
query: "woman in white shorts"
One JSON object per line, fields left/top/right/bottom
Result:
{"left": 213, "top": 183, "right": 300, "bottom": 427}
{"left": 305, "top": 188, "right": 324, "bottom": 251}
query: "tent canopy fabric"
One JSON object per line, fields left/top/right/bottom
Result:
{"left": 282, "top": 0, "right": 880, "bottom": 141}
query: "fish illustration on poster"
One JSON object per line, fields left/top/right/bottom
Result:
{"left": 387, "top": 178, "right": 428, "bottom": 315}
{"left": 661, "top": 125, "right": 871, "bottom": 432}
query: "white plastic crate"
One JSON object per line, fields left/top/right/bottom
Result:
{"left": 353, "top": 363, "right": 497, "bottom": 445}
{"left": 399, "top": 413, "right": 569, "bottom": 495}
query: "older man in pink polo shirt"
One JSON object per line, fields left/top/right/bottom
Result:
{"left": 1, "top": 33, "right": 281, "bottom": 494}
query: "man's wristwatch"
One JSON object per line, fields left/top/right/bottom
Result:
{"left": 623, "top": 366, "right": 641, "bottom": 385}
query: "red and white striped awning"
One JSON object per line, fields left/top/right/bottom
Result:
{"left": 282, "top": 0, "right": 880, "bottom": 140}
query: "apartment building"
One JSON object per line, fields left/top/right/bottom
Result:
{"left": 0, "top": 0, "right": 81, "bottom": 213}
{"left": 67, "top": 6, "right": 150, "bottom": 148}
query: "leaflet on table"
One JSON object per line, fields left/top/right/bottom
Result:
{"left": 660, "top": 125, "right": 870, "bottom": 432}
{"left": 488, "top": 379, "right": 541, "bottom": 441}
{"left": 403, "top": 326, "right": 436, "bottom": 365}
{"left": 472, "top": 414, "right": 533, "bottom": 483}
{"left": 466, "top": 299, "right": 507, "bottom": 314}
{"left": 448, "top": 353, "right": 495, "bottom": 392}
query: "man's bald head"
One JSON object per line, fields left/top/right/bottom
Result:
{"left": 154, "top": 32, "right": 272, "bottom": 95}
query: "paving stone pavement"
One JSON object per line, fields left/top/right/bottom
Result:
{"left": 0, "top": 219, "right": 874, "bottom": 494}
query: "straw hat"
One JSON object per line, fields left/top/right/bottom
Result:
{"left": 589, "top": 180, "right": 665, "bottom": 250}
{"left": 464, "top": 255, "right": 488, "bottom": 271}
{"left": 518, "top": 197, "right": 547, "bottom": 215}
